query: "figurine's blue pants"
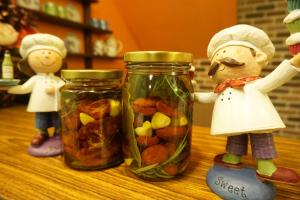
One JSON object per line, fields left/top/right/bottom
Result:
{"left": 226, "top": 134, "right": 276, "bottom": 159}
{"left": 35, "top": 112, "right": 60, "bottom": 135}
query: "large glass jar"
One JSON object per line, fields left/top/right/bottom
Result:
{"left": 122, "top": 51, "right": 193, "bottom": 180}
{"left": 60, "top": 69, "right": 123, "bottom": 170}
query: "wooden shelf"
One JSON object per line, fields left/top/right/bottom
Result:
{"left": 1, "top": 51, "right": 122, "bottom": 61}
{"left": 76, "top": 0, "right": 98, "bottom": 4}
{"left": 0, "top": 55, "right": 21, "bottom": 63}
{"left": 92, "top": 55, "right": 123, "bottom": 59}
{"left": 19, "top": 7, "right": 112, "bottom": 34}
{"left": 67, "top": 53, "right": 87, "bottom": 58}
{"left": 68, "top": 53, "right": 123, "bottom": 60}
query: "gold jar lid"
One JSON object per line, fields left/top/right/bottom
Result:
{"left": 124, "top": 51, "right": 193, "bottom": 63}
{"left": 61, "top": 69, "right": 122, "bottom": 80}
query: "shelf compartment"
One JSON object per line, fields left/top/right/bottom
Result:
{"left": 19, "top": 7, "right": 112, "bottom": 34}
{"left": 76, "top": 0, "right": 99, "bottom": 4}
{"left": 68, "top": 53, "right": 123, "bottom": 60}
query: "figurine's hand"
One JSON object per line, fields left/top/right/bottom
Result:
{"left": 45, "top": 86, "right": 55, "bottom": 94}
{"left": 8, "top": 85, "right": 22, "bottom": 94}
{"left": 290, "top": 53, "right": 300, "bottom": 68}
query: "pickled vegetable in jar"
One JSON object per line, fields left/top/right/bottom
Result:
{"left": 60, "top": 69, "right": 123, "bottom": 170}
{"left": 122, "top": 51, "right": 193, "bottom": 180}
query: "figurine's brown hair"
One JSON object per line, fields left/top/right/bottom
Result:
{"left": 18, "top": 58, "right": 35, "bottom": 77}
{"left": 250, "top": 48, "right": 256, "bottom": 57}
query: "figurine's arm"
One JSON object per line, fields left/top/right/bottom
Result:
{"left": 57, "top": 78, "right": 65, "bottom": 89}
{"left": 290, "top": 53, "right": 300, "bottom": 69}
{"left": 252, "top": 59, "right": 300, "bottom": 93}
{"left": 45, "top": 77, "right": 65, "bottom": 94}
{"left": 193, "top": 92, "right": 217, "bottom": 103}
{"left": 8, "top": 76, "right": 37, "bottom": 94}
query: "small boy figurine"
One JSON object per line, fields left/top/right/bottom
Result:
{"left": 194, "top": 24, "right": 300, "bottom": 184}
{"left": 9, "top": 34, "right": 66, "bottom": 154}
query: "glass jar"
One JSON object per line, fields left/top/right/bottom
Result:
{"left": 122, "top": 51, "right": 193, "bottom": 180}
{"left": 60, "top": 69, "right": 123, "bottom": 170}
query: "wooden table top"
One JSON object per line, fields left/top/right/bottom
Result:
{"left": 0, "top": 105, "right": 299, "bottom": 200}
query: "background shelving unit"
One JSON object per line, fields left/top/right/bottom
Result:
{"left": 67, "top": 52, "right": 122, "bottom": 59}
{"left": 17, "top": 0, "right": 122, "bottom": 69}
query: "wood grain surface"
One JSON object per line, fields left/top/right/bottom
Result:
{"left": 0, "top": 105, "right": 299, "bottom": 200}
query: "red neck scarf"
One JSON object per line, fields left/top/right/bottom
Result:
{"left": 214, "top": 76, "right": 261, "bottom": 93}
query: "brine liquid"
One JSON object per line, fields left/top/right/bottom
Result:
{"left": 122, "top": 74, "right": 193, "bottom": 180}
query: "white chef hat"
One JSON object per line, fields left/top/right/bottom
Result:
{"left": 19, "top": 33, "right": 67, "bottom": 58}
{"left": 207, "top": 24, "right": 275, "bottom": 61}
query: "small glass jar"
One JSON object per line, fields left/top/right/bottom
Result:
{"left": 122, "top": 51, "right": 193, "bottom": 180}
{"left": 60, "top": 69, "right": 123, "bottom": 170}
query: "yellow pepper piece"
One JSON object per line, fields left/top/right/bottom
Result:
{"left": 171, "top": 115, "right": 188, "bottom": 126}
{"left": 79, "top": 112, "right": 95, "bottom": 125}
{"left": 109, "top": 99, "right": 121, "bottom": 117}
{"left": 124, "top": 158, "right": 133, "bottom": 166}
{"left": 135, "top": 121, "right": 152, "bottom": 136}
{"left": 151, "top": 112, "right": 171, "bottom": 129}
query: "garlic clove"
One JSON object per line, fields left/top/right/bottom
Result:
{"left": 151, "top": 112, "right": 171, "bottom": 129}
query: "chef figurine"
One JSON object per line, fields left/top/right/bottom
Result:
{"left": 8, "top": 33, "right": 66, "bottom": 157}
{"left": 194, "top": 24, "right": 300, "bottom": 185}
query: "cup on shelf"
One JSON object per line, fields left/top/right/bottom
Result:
{"left": 88, "top": 18, "right": 99, "bottom": 28}
{"left": 88, "top": 18, "right": 109, "bottom": 31}
{"left": 42, "top": 2, "right": 58, "bottom": 16}
{"left": 98, "top": 19, "right": 109, "bottom": 31}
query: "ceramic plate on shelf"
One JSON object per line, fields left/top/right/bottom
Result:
{"left": 17, "top": 0, "right": 40, "bottom": 11}
{"left": 65, "top": 4, "right": 81, "bottom": 23}
{"left": 0, "top": 79, "right": 20, "bottom": 86}
{"left": 64, "top": 33, "right": 81, "bottom": 54}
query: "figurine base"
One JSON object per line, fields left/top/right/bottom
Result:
{"left": 206, "top": 164, "right": 276, "bottom": 200}
{"left": 28, "top": 135, "right": 63, "bottom": 157}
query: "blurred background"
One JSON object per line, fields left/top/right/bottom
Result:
{"left": 0, "top": 0, "right": 299, "bottom": 138}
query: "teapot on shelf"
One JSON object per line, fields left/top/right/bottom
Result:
{"left": 104, "top": 36, "right": 123, "bottom": 57}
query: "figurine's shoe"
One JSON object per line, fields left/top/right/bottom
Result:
{"left": 256, "top": 167, "right": 300, "bottom": 185}
{"left": 31, "top": 134, "right": 49, "bottom": 147}
{"left": 213, "top": 154, "right": 243, "bottom": 169}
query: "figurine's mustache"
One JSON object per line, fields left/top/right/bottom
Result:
{"left": 208, "top": 57, "right": 245, "bottom": 76}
